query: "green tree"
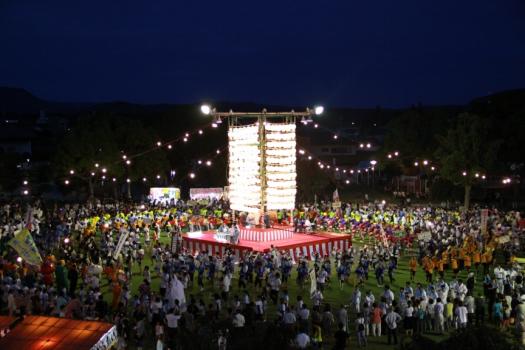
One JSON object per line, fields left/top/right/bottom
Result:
{"left": 297, "top": 159, "right": 334, "bottom": 202}
{"left": 113, "top": 118, "right": 170, "bottom": 199}
{"left": 54, "top": 114, "right": 170, "bottom": 200}
{"left": 435, "top": 113, "right": 500, "bottom": 210}
{"left": 54, "top": 114, "right": 120, "bottom": 199}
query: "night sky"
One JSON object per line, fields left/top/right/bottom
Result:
{"left": 1, "top": 1, "right": 524, "bottom": 107}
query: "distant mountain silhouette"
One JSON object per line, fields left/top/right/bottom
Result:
{"left": 0, "top": 86, "right": 523, "bottom": 120}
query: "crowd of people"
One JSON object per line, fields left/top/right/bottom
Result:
{"left": 0, "top": 199, "right": 524, "bottom": 349}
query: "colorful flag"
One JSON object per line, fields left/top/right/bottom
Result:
{"left": 8, "top": 228, "right": 42, "bottom": 266}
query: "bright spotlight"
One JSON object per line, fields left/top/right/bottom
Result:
{"left": 314, "top": 106, "right": 324, "bottom": 115}
{"left": 201, "top": 104, "right": 211, "bottom": 115}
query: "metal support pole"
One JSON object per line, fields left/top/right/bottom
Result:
{"left": 258, "top": 115, "right": 267, "bottom": 220}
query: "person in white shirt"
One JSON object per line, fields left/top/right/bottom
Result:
{"left": 352, "top": 288, "right": 362, "bottom": 313}
{"left": 298, "top": 304, "right": 310, "bottom": 321}
{"left": 222, "top": 272, "right": 232, "bottom": 301}
{"left": 385, "top": 308, "right": 402, "bottom": 345}
{"left": 283, "top": 307, "right": 297, "bottom": 331}
{"left": 165, "top": 310, "right": 181, "bottom": 338}
{"left": 317, "top": 269, "right": 328, "bottom": 291}
{"left": 295, "top": 331, "right": 311, "bottom": 349}
{"left": 404, "top": 301, "right": 415, "bottom": 336}
{"left": 232, "top": 310, "right": 245, "bottom": 327}
{"left": 383, "top": 286, "right": 395, "bottom": 306}
{"left": 455, "top": 280, "right": 468, "bottom": 302}
{"left": 433, "top": 298, "right": 445, "bottom": 334}
{"left": 464, "top": 293, "right": 476, "bottom": 323}
{"left": 311, "top": 289, "right": 324, "bottom": 308}
{"left": 365, "top": 290, "right": 375, "bottom": 306}
{"left": 455, "top": 301, "right": 468, "bottom": 328}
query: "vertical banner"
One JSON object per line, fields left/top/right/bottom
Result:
{"left": 309, "top": 268, "right": 317, "bottom": 295}
{"left": 113, "top": 231, "right": 129, "bottom": 259}
{"left": 481, "top": 209, "right": 489, "bottom": 235}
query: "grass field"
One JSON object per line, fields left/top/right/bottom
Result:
{"left": 97, "top": 231, "right": 490, "bottom": 349}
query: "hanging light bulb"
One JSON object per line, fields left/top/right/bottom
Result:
{"left": 189, "top": 173, "right": 195, "bottom": 179}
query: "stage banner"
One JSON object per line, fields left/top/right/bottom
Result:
{"left": 310, "top": 268, "right": 317, "bottom": 295}
{"left": 190, "top": 187, "right": 224, "bottom": 200}
{"left": 8, "top": 228, "right": 42, "bottom": 266}
{"left": 113, "top": 231, "right": 129, "bottom": 259}
{"left": 149, "top": 187, "right": 180, "bottom": 203}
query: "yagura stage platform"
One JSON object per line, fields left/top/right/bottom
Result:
{"left": 182, "top": 228, "right": 351, "bottom": 260}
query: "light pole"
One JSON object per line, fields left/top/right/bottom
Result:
{"left": 370, "top": 160, "right": 377, "bottom": 187}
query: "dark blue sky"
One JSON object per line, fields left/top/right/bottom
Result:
{"left": 1, "top": 1, "right": 524, "bottom": 107}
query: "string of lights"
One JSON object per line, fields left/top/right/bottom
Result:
{"left": 18, "top": 111, "right": 515, "bottom": 196}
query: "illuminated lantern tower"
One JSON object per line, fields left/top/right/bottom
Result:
{"left": 201, "top": 106, "right": 323, "bottom": 220}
